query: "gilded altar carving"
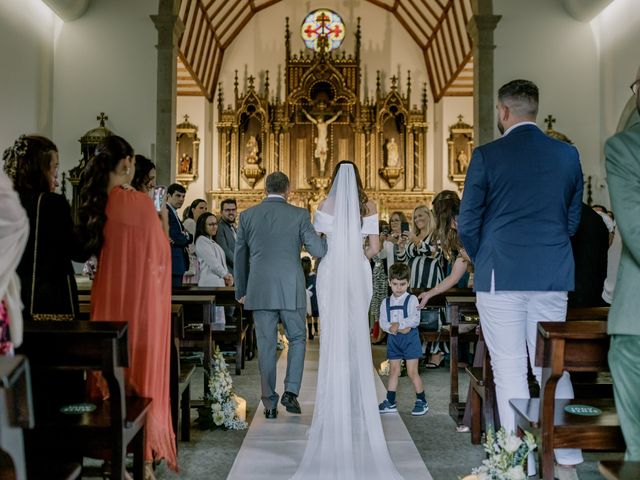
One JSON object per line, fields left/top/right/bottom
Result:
{"left": 176, "top": 115, "right": 200, "bottom": 187}
{"left": 447, "top": 114, "right": 474, "bottom": 192}
{"left": 209, "top": 15, "right": 432, "bottom": 217}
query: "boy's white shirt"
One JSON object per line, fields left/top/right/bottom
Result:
{"left": 378, "top": 291, "right": 420, "bottom": 333}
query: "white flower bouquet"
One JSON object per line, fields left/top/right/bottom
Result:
{"left": 197, "top": 346, "right": 248, "bottom": 430}
{"left": 463, "top": 427, "right": 536, "bottom": 480}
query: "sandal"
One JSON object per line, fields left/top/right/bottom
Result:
{"left": 456, "top": 424, "right": 471, "bottom": 433}
{"left": 424, "top": 352, "right": 444, "bottom": 369}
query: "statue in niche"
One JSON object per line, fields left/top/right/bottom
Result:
{"left": 245, "top": 135, "right": 259, "bottom": 164}
{"left": 385, "top": 138, "right": 400, "bottom": 167}
{"left": 456, "top": 149, "right": 469, "bottom": 173}
{"left": 303, "top": 108, "right": 341, "bottom": 175}
{"left": 179, "top": 153, "right": 193, "bottom": 174}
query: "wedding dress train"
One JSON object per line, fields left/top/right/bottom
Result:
{"left": 291, "top": 164, "right": 403, "bottom": 479}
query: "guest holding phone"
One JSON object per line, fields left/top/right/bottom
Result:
{"left": 78, "top": 135, "right": 177, "bottom": 477}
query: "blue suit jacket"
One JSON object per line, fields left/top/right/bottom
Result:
{"left": 167, "top": 205, "right": 192, "bottom": 277}
{"left": 458, "top": 124, "right": 583, "bottom": 292}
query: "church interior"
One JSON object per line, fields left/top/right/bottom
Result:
{"left": 1, "top": 0, "right": 640, "bottom": 479}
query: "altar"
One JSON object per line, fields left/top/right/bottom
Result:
{"left": 208, "top": 10, "right": 433, "bottom": 218}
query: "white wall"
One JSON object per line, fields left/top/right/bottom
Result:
{"left": 0, "top": 0, "right": 60, "bottom": 150}
{"left": 494, "top": 0, "right": 601, "bottom": 201}
{"left": 52, "top": 0, "right": 158, "bottom": 176}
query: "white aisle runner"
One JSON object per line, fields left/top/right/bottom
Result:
{"left": 227, "top": 341, "right": 432, "bottom": 479}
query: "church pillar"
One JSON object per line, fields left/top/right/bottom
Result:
{"left": 468, "top": 4, "right": 501, "bottom": 147}
{"left": 151, "top": 0, "right": 184, "bottom": 187}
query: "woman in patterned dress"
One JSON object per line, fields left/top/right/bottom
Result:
{"left": 369, "top": 220, "right": 390, "bottom": 343}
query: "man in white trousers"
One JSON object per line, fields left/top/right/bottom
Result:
{"left": 458, "top": 79, "right": 584, "bottom": 480}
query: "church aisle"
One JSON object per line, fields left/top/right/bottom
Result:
{"left": 226, "top": 341, "right": 432, "bottom": 479}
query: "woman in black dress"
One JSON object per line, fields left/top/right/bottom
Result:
{"left": 3, "top": 135, "right": 87, "bottom": 320}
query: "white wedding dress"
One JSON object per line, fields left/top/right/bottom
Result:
{"left": 291, "top": 164, "right": 403, "bottom": 479}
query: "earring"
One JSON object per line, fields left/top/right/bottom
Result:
{"left": 125, "top": 167, "right": 130, "bottom": 176}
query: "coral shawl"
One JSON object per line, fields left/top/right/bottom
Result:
{"left": 90, "top": 187, "right": 177, "bottom": 470}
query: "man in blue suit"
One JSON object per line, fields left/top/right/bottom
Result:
{"left": 458, "top": 79, "right": 583, "bottom": 479}
{"left": 166, "top": 183, "right": 192, "bottom": 288}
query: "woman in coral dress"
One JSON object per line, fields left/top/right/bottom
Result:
{"left": 78, "top": 135, "right": 177, "bottom": 475}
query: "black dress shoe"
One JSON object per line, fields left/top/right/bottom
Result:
{"left": 264, "top": 408, "right": 278, "bottom": 419}
{"left": 281, "top": 391, "right": 301, "bottom": 414}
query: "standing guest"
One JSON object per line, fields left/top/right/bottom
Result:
{"left": 601, "top": 230, "right": 622, "bottom": 305}
{"left": 378, "top": 263, "right": 428, "bottom": 416}
{"left": 166, "top": 183, "right": 192, "bottom": 288}
{"left": 216, "top": 198, "right": 238, "bottom": 275}
{"left": 195, "top": 212, "right": 232, "bottom": 287}
{"left": 0, "top": 170, "right": 29, "bottom": 354}
{"left": 78, "top": 135, "right": 177, "bottom": 476}
{"left": 182, "top": 198, "right": 208, "bottom": 237}
{"left": 301, "top": 256, "right": 315, "bottom": 340}
{"left": 604, "top": 66, "right": 640, "bottom": 461}
{"left": 370, "top": 220, "right": 390, "bottom": 343}
{"left": 130, "top": 155, "right": 156, "bottom": 194}
{"left": 568, "top": 203, "right": 609, "bottom": 308}
{"left": 387, "top": 211, "right": 408, "bottom": 266}
{"left": 3, "top": 135, "right": 86, "bottom": 321}
{"left": 458, "top": 79, "right": 583, "bottom": 479}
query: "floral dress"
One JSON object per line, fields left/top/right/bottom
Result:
{"left": 0, "top": 301, "right": 12, "bottom": 355}
{"left": 368, "top": 252, "right": 388, "bottom": 328}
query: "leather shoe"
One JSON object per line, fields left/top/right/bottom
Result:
{"left": 264, "top": 408, "right": 278, "bottom": 419}
{"left": 281, "top": 391, "right": 301, "bottom": 414}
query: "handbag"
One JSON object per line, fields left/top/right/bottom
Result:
{"left": 419, "top": 307, "right": 441, "bottom": 332}
{"left": 30, "top": 194, "right": 74, "bottom": 321}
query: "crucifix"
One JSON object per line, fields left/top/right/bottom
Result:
{"left": 544, "top": 114, "right": 556, "bottom": 130}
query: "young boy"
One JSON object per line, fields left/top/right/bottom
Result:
{"left": 378, "top": 263, "right": 428, "bottom": 416}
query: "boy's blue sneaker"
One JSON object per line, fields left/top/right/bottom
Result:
{"left": 411, "top": 399, "right": 429, "bottom": 416}
{"left": 378, "top": 399, "right": 398, "bottom": 414}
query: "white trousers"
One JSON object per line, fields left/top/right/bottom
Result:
{"left": 476, "top": 290, "right": 583, "bottom": 469}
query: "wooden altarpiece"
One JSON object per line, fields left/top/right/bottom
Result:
{"left": 210, "top": 17, "right": 432, "bottom": 217}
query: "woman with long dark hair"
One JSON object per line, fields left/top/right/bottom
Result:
{"left": 194, "top": 211, "right": 232, "bottom": 287}
{"left": 3, "top": 134, "right": 87, "bottom": 321}
{"left": 78, "top": 135, "right": 177, "bottom": 476}
{"left": 130, "top": 154, "right": 156, "bottom": 193}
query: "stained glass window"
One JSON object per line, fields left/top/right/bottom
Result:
{"left": 300, "top": 9, "right": 345, "bottom": 52}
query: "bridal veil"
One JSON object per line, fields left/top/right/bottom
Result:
{"left": 291, "top": 163, "right": 402, "bottom": 479}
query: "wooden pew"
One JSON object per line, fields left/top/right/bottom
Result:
{"left": 599, "top": 461, "right": 640, "bottom": 480}
{"left": 510, "top": 321, "right": 624, "bottom": 480}
{"left": 170, "top": 304, "right": 196, "bottom": 445}
{"left": 0, "top": 355, "right": 34, "bottom": 480}
{"left": 19, "top": 321, "right": 151, "bottom": 480}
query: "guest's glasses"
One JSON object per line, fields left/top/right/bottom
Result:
{"left": 631, "top": 79, "right": 640, "bottom": 96}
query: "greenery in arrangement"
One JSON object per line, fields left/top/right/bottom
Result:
{"left": 197, "top": 346, "right": 248, "bottom": 431}
{"left": 463, "top": 427, "right": 537, "bottom": 480}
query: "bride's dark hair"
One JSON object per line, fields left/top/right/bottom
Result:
{"left": 327, "top": 160, "right": 369, "bottom": 218}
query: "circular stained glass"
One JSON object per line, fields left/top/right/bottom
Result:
{"left": 300, "top": 9, "right": 346, "bottom": 52}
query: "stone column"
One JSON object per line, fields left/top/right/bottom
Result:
{"left": 151, "top": 0, "right": 184, "bottom": 187}
{"left": 468, "top": 9, "right": 501, "bottom": 147}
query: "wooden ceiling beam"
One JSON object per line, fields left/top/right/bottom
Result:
{"left": 407, "top": 0, "right": 435, "bottom": 31}
{"left": 254, "top": 0, "right": 282, "bottom": 12}
{"left": 364, "top": 0, "right": 395, "bottom": 13}
{"left": 218, "top": 4, "right": 251, "bottom": 45}
{"left": 209, "top": 0, "right": 234, "bottom": 22}
{"left": 398, "top": 3, "right": 430, "bottom": 40}
{"left": 221, "top": 10, "right": 254, "bottom": 49}
{"left": 213, "top": 0, "right": 242, "bottom": 32}
{"left": 418, "top": 0, "right": 440, "bottom": 20}
{"left": 178, "top": 50, "right": 210, "bottom": 100}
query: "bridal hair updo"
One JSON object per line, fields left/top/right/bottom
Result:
{"left": 432, "top": 190, "right": 461, "bottom": 261}
{"left": 78, "top": 135, "right": 134, "bottom": 256}
{"left": 328, "top": 160, "right": 369, "bottom": 218}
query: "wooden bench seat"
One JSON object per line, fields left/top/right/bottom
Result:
{"left": 170, "top": 302, "right": 196, "bottom": 445}
{"left": 510, "top": 320, "right": 625, "bottom": 479}
{"left": 19, "top": 321, "right": 150, "bottom": 480}
{"left": 599, "top": 460, "right": 640, "bottom": 480}
{"left": 27, "top": 462, "right": 83, "bottom": 480}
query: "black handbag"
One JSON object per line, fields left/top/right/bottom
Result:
{"left": 419, "top": 307, "right": 441, "bottom": 331}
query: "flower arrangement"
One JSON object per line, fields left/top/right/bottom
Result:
{"left": 463, "top": 427, "right": 536, "bottom": 480}
{"left": 197, "top": 346, "right": 248, "bottom": 430}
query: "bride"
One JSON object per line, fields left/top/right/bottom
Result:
{"left": 291, "top": 161, "right": 403, "bottom": 479}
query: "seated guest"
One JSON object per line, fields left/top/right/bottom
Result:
{"left": 195, "top": 212, "right": 232, "bottom": 287}
{"left": 182, "top": 198, "right": 208, "bottom": 237}
{"left": 3, "top": 134, "right": 87, "bottom": 321}
{"left": 166, "top": 183, "right": 191, "bottom": 287}
{"left": 568, "top": 203, "right": 609, "bottom": 307}
{"left": 130, "top": 154, "right": 156, "bottom": 194}
{"left": 0, "top": 170, "right": 29, "bottom": 354}
{"left": 78, "top": 135, "right": 177, "bottom": 476}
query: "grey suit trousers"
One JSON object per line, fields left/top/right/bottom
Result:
{"left": 253, "top": 307, "right": 307, "bottom": 410}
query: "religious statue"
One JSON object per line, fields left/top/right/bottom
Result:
{"left": 179, "top": 153, "right": 193, "bottom": 174}
{"left": 245, "top": 135, "right": 259, "bottom": 164}
{"left": 456, "top": 149, "right": 469, "bottom": 173}
{"left": 303, "top": 108, "right": 341, "bottom": 175}
{"left": 385, "top": 138, "right": 400, "bottom": 167}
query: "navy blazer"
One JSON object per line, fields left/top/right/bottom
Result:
{"left": 167, "top": 205, "right": 192, "bottom": 277}
{"left": 458, "top": 124, "right": 583, "bottom": 292}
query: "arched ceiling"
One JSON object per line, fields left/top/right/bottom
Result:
{"left": 177, "top": 0, "right": 474, "bottom": 102}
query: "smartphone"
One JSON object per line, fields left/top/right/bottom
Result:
{"left": 400, "top": 221, "right": 410, "bottom": 234}
{"left": 152, "top": 185, "right": 167, "bottom": 212}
